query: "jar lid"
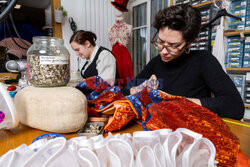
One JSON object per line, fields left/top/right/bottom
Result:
{"left": 32, "top": 133, "right": 65, "bottom": 143}
{"left": 33, "top": 36, "right": 64, "bottom": 45}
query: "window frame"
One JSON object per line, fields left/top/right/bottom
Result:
{"left": 129, "top": 0, "right": 172, "bottom": 67}
{"left": 130, "top": 0, "right": 151, "bottom": 65}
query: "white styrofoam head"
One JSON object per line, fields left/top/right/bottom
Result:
{"left": 115, "top": 8, "right": 123, "bottom": 18}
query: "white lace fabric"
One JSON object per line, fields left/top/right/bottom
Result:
{"left": 108, "top": 19, "right": 132, "bottom": 47}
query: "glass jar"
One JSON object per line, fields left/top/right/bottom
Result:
{"left": 67, "top": 70, "right": 83, "bottom": 87}
{"left": 27, "top": 36, "right": 70, "bottom": 87}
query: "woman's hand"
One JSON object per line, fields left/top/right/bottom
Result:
{"left": 187, "top": 98, "right": 201, "bottom": 106}
{"left": 130, "top": 75, "right": 159, "bottom": 95}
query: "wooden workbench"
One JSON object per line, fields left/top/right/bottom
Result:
{"left": 0, "top": 118, "right": 249, "bottom": 159}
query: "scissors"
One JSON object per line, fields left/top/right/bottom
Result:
{"left": 68, "top": 17, "right": 77, "bottom": 33}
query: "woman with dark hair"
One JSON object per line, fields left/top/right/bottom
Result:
{"left": 70, "top": 30, "right": 116, "bottom": 85}
{"left": 123, "top": 4, "right": 244, "bottom": 120}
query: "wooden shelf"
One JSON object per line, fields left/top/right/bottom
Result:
{"left": 226, "top": 68, "right": 250, "bottom": 71}
{"left": 245, "top": 104, "right": 250, "bottom": 108}
{"left": 0, "top": 73, "right": 18, "bottom": 82}
{"left": 224, "top": 30, "right": 250, "bottom": 36}
{"left": 193, "top": 1, "right": 213, "bottom": 8}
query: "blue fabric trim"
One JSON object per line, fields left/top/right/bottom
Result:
{"left": 94, "top": 76, "right": 101, "bottom": 87}
{"left": 146, "top": 103, "right": 154, "bottom": 110}
{"left": 142, "top": 124, "right": 151, "bottom": 131}
{"left": 149, "top": 89, "right": 162, "bottom": 103}
{"left": 76, "top": 76, "right": 121, "bottom": 102}
{"left": 109, "top": 86, "right": 121, "bottom": 93}
{"left": 76, "top": 80, "right": 87, "bottom": 89}
{"left": 135, "top": 91, "right": 141, "bottom": 98}
{"left": 99, "top": 104, "right": 109, "bottom": 110}
{"left": 126, "top": 95, "right": 142, "bottom": 118}
{"left": 102, "top": 86, "right": 121, "bottom": 94}
{"left": 142, "top": 88, "right": 162, "bottom": 131}
{"left": 89, "top": 91, "right": 101, "bottom": 100}
{"left": 142, "top": 103, "right": 152, "bottom": 131}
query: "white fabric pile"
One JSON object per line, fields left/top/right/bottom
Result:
{"left": 0, "top": 128, "right": 216, "bottom": 167}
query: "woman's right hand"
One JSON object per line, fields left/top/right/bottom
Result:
{"left": 130, "top": 75, "right": 159, "bottom": 95}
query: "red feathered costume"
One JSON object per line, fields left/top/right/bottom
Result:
{"left": 109, "top": 19, "right": 134, "bottom": 87}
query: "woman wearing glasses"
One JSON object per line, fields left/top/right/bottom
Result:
{"left": 123, "top": 4, "right": 244, "bottom": 120}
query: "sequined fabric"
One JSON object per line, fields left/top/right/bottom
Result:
{"left": 103, "top": 100, "right": 136, "bottom": 132}
{"left": 128, "top": 88, "right": 240, "bottom": 167}
{"left": 76, "top": 77, "right": 242, "bottom": 166}
{"left": 76, "top": 76, "right": 123, "bottom": 116}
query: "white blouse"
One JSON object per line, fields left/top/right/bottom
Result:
{"left": 81, "top": 46, "right": 116, "bottom": 85}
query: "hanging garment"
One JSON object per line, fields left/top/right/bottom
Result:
{"left": 212, "top": 17, "right": 226, "bottom": 71}
{"left": 112, "top": 42, "right": 134, "bottom": 87}
{"left": 109, "top": 19, "right": 134, "bottom": 87}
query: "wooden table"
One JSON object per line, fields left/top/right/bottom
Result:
{"left": 0, "top": 119, "right": 249, "bottom": 158}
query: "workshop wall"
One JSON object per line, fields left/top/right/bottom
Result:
{"left": 61, "top": 0, "right": 115, "bottom": 71}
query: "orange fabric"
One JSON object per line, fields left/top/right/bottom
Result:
{"left": 94, "top": 91, "right": 124, "bottom": 111}
{"left": 87, "top": 106, "right": 100, "bottom": 117}
{"left": 103, "top": 100, "right": 136, "bottom": 132}
{"left": 78, "top": 76, "right": 124, "bottom": 114}
{"left": 236, "top": 149, "right": 249, "bottom": 167}
{"left": 77, "top": 77, "right": 247, "bottom": 167}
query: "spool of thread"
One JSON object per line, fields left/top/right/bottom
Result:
{"left": 5, "top": 60, "right": 27, "bottom": 73}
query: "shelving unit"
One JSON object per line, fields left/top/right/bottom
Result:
{"left": 245, "top": 104, "right": 250, "bottom": 108}
{"left": 227, "top": 68, "right": 250, "bottom": 71}
{"left": 224, "top": 30, "right": 250, "bottom": 36}
{"left": 193, "top": 1, "right": 213, "bottom": 8}
{"left": 189, "top": 1, "right": 214, "bottom": 52}
{"left": 191, "top": 0, "right": 250, "bottom": 111}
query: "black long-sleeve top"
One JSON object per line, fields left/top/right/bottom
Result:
{"left": 123, "top": 50, "right": 244, "bottom": 120}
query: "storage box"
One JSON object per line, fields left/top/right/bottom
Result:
{"left": 77, "top": 117, "right": 108, "bottom": 137}
{"left": 229, "top": 74, "right": 246, "bottom": 99}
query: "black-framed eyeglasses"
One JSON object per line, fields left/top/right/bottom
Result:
{"left": 151, "top": 32, "right": 187, "bottom": 56}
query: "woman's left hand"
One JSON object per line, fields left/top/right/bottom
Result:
{"left": 187, "top": 98, "right": 201, "bottom": 106}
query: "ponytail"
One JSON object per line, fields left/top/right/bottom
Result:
{"left": 70, "top": 30, "right": 97, "bottom": 46}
